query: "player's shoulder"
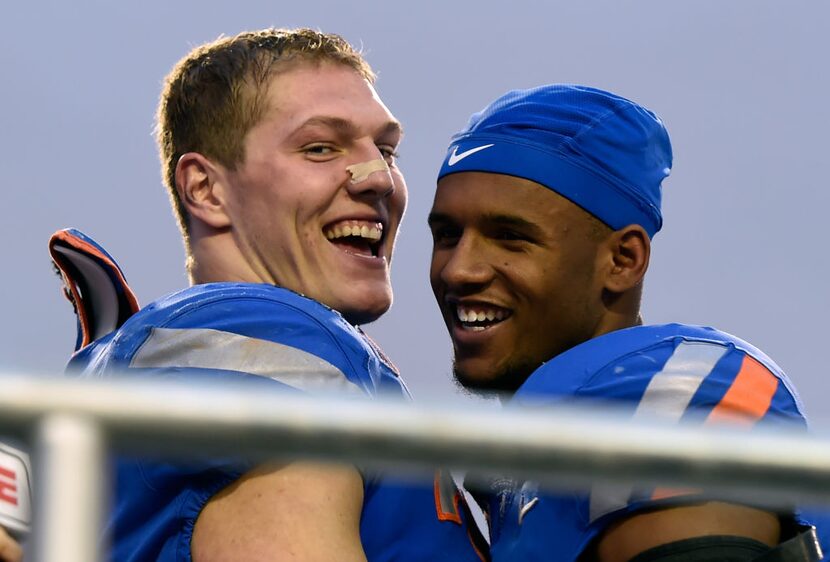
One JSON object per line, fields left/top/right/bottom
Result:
{"left": 111, "top": 282, "right": 359, "bottom": 348}
{"left": 137, "top": 282, "right": 347, "bottom": 329}
{"left": 516, "top": 324, "right": 727, "bottom": 395}
{"left": 516, "top": 323, "right": 804, "bottom": 422}
{"left": 71, "top": 283, "right": 403, "bottom": 397}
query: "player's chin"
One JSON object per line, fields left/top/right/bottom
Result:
{"left": 338, "top": 290, "right": 392, "bottom": 326}
{"left": 452, "top": 358, "right": 520, "bottom": 395}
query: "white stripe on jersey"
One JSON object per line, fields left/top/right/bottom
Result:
{"left": 130, "top": 327, "right": 363, "bottom": 395}
{"left": 589, "top": 341, "right": 728, "bottom": 522}
{"left": 634, "top": 342, "right": 729, "bottom": 421}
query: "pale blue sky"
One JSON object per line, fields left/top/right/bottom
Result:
{"left": 3, "top": 1, "right": 829, "bottom": 423}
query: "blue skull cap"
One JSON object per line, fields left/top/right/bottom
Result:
{"left": 437, "top": 84, "right": 673, "bottom": 237}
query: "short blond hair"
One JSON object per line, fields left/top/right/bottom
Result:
{"left": 155, "top": 28, "right": 375, "bottom": 244}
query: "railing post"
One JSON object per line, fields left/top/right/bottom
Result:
{"left": 33, "top": 413, "right": 105, "bottom": 562}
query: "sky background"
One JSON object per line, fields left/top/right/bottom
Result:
{"left": 2, "top": 1, "right": 829, "bottom": 424}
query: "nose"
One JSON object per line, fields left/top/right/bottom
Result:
{"left": 345, "top": 150, "right": 395, "bottom": 199}
{"left": 434, "top": 233, "right": 493, "bottom": 292}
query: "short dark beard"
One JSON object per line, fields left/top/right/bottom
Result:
{"left": 452, "top": 357, "right": 542, "bottom": 396}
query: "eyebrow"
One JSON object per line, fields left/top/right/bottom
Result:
{"left": 485, "top": 213, "right": 545, "bottom": 235}
{"left": 428, "top": 211, "right": 545, "bottom": 236}
{"left": 426, "top": 211, "right": 451, "bottom": 228}
{"left": 295, "top": 116, "right": 403, "bottom": 138}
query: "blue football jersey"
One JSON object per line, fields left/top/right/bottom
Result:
{"left": 69, "top": 283, "right": 485, "bottom": 562}
{"left": 486, "top": 323, "right": 808, "bottom": 561}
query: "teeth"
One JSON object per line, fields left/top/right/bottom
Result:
{"left": 455, "top": 305, "right": 508, "bottom": 325}
{"left": 325, "top": 221, "right": 383, "bottom": 241}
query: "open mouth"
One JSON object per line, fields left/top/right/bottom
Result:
{"left": 454, "top": 303, "right": 511, "bottom": 332}
{"left": 324, "top": 219, "right": 383, "bottom": 258}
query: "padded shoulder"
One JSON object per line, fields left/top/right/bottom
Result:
{"left": 515, "top": 324, "right": 805, "bottom": 425}
{"left": 76, "top": 283, "right": 407, "bottom": 398}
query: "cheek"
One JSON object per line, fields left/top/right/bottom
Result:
{"left": 302, "top": 230, "right": 318, "bottom": 248}
{"left": 520, "top": 269, "right": 576, "bottom": 321}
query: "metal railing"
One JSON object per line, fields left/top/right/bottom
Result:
{"left": 1, "top": 373, "right": 829, "bottom": 562}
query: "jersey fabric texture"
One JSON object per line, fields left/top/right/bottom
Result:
{"left": 68, "top": 283, "right": 484, "bottom": 562}
{"left": 485, "top": 323, "right": 809, "bottom": 562}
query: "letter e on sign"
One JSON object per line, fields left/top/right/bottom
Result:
{"left": 0, "top": 443, "right": 32, "bottom": 536}
{"left": 0, "top": 466, "right": 17, "bottom": 506}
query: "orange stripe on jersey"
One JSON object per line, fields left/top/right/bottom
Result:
{"left": 650, "top": 357, "right": 778, "bottom": 501}
{"left": 705, "top": 355, "right": 779, "bottom": 427}
{"left": 650, "top": 486, "right": 700, "bottom": 501}
{"left": 434, "top": 470, "right": 463, "bottom": 524}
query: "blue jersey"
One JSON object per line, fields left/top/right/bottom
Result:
{"left": 69, "top": 283, "right": 485, "bottom": 562}
{"left": 485, "top": 323, "right": 809, "bottom": 561}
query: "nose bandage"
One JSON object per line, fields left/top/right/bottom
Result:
{"left": 346, "top": 159, "right": 389, "bottom": 184}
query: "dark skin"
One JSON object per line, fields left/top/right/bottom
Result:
{"left": 429, "top": 172, "right": 780, "bottom": 561}
{"left": 429, "top": 172, "right": 643, "bottom": 393}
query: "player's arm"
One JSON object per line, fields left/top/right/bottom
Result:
{"left": 0, "top": 527, "right": 22, "bottom": 562}
{"left": 594, "top": 501, "right": 780, "bottom": 562}
{"left": 192, "top": 461, "right": 368, "bottom": 562}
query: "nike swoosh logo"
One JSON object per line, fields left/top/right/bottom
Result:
{"left": 447, "top": 143, "right": 495, "bottom": 166}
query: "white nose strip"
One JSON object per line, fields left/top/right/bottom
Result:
{"left": 346, "top": 159, "right": 389, "bottom": 184}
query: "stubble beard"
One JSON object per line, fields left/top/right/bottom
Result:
{"left": 452, "top": 356, "right": 541, "bottom": 397}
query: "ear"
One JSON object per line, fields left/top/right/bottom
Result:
{"left": 603, "top": 224, "right": 650, "bottom": 293}
{"left": 175, "top": 152, "right": 232, "bottom": 229}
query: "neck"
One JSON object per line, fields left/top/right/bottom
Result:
{"left": 593, "top": 287, "right": 643, "bottom": 338}
{"left": 187, "top": 227, "right": 260, "bottom": 286}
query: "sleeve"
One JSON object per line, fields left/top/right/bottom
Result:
{"left": 577, "top": 338, "right": 806, "bottom": 528}
{"left": 578, "top": 338, "right": 805, "bottom": 428}
{"left": 110, "top": 457, "right": 245, "bottom": 562}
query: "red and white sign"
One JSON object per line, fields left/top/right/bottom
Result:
{"left": 0, "top": 443, "right": 32, "bottom": 536}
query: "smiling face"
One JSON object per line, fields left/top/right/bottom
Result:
{"left": 429, "top": 172, "right": 611, "bottom": 392}
{"left": 217, "top": 62, "right": 406, "bottom": 324}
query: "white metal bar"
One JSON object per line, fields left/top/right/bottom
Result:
{"left": 0, "top": 373, "right": 828, "bottom": 513}
{"left": 33, "top": 413, "right": 104, "bottom": 562}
